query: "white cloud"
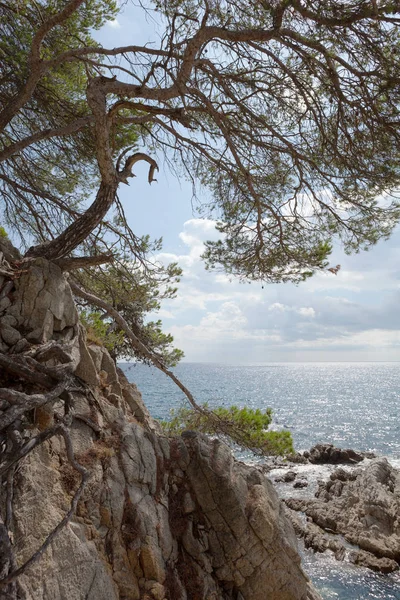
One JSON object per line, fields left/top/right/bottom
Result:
{"left": 269, "top": 302, "right": 286, "bottom": 312}
{"left": 154, "top": 309, "right": 175, "bottom": 320}
{"left": 153, "top": 219, "right": 400, "bottom": 362}
{"left": 283, "top": 329, "right": 400, "bottom": 351}
{"left": 297, "top": 307, "right": 316, "bottom": 318}
{"left": 107, "top": 19, "right": 121, "bottom": 28}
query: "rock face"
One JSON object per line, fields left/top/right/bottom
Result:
{"left": 303, "top": 443, "right": 367, "bottom": 464}
{"left": 285, "top": 459, "right": 400, "bottom": 574}
{"left": 0, "top": 254, "right": 321, "bottom": 600}
{"left": 11, "top": 413, "right": 320, "bottom": 600}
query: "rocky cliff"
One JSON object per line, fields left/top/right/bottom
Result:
{"left": 0, "top": 248, "right": 321, "bottom": 600}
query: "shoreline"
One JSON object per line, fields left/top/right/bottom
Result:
{"left": 261, "top": 445, "right": 400, "bottom": 577}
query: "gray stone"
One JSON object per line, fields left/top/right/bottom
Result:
{"left": 0, "top": 296, "right": 11, "bottom": 313}
{"left": 284, "top": 471, "right": 296, "bottom": 482}
{"left": 0, "top": 324, "right": 21, "bottom": 346}
{"left": 74, "top": 327, "right": 99, "bottom": 386}
{"left": 13, "top": 338, "right": 29, "bottom": 353}
{"left": 0, "top": 256, "right": 321, "bottom": 600}
{"left": 1, "top": 314, "right": 17, "bottom": 328}
{"left": 349, "top": 549, "right": 398, "bottom": 573}
{"left": 307, "top": 443, "right": 365, "bottom": 464}
{"left": 293, "top": 479, "right": 308, "bottom": 489}
{"left": 286, "top": 458, "right": 400, "bottom": 570}
{"left": 88, "top": 343, "right": 104, "bottom": 372}
{"left": 0, "top": 236, "right": 21, "bottom": 262}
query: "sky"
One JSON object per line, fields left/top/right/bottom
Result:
{"left": 94, "top": 3, "right": 400, "bottom": 364}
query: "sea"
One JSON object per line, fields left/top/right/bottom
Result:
{"left": 120, "top": 361, "right": 400, "bottom": 600}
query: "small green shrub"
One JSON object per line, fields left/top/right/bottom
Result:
{"left": 0, "top": 226, "right": 8, "bottom": 238}
{"left": 79, "top": 310, "right": 124, "bottom": 354}
{"left": 161, "top": 404, "right": 294, "bottom": 456}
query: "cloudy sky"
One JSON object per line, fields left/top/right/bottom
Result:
{"left": 96, "top": 4, "right": 400, "bottom": 363}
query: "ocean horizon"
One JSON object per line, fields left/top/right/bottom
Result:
{"left": 122, "top": 361, "right": 400, "bottom": 599}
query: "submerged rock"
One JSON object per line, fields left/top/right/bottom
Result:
{"left": 275, "top": 470, "right": 297, "bottom": 483}
{"left": 293, "top": 479, "right": 308, "bottom": 489}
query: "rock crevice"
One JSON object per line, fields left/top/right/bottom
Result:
{"left": 0, "top": 253, "right": 321, "bottom": 599}
{"left": 285, "top": 459, "right": 400, "bottom": 574}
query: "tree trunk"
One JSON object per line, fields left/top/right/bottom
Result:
{"left": 25, "top": 180, "right": 118, "bottom": 260}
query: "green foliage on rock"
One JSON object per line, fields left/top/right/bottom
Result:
{"left": 75, "top": 253, "right": 184, "bottom": 366}
{"left": 79, "top": 309, "right": 125, "bottom": 353}
{"left": 162, "top": 404, "right": 294, "bottom": 456}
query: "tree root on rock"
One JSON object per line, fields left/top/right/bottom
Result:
{"left": 0, "top": 420, "right": 88, "bottom": 589}
{"left": 0, "top": 342, "right": 89, "bottom": 591}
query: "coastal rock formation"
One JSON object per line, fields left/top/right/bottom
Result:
{"left": 285, "top": 459, "right": 400, "bottom": 574}
{"left": 303, "top": 443, "right": 368, "bottom": 465}
{"left": 0, "top": 254, "right": 321, "bottom": 600}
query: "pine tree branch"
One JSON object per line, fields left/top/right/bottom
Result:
{"left": 70, "top": 281, "right": 204, "bottom": 414}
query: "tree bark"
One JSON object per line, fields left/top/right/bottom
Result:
{"left": 25, "top": 180, "right": 118, "bottom": 260}
{"left": 54, "top": 254, "right": 114, "bottom": 271}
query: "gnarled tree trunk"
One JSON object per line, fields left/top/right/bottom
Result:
{"left": 25, "top": 180, "right": 119, "bottom": 260}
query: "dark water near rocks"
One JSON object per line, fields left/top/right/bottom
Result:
{"left": 121, "top": 361, "right": 400, "bottom": 599}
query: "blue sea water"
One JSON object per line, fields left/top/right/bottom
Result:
{"left": 121, "top": 361, "right": 400, "bottom": 600}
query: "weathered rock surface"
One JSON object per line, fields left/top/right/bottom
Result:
{"left": 293, "top": 480, "right": 308, "bottom": 489}
{"left": 275, "top": 470, "right": 297, "bottom": 483}
{"left": 285, "top": 459, "right": 400, "bottom": 573}
{"left": 0, "top": 255, "right": 321, "bottom": 600}
{"left": 288, "top": 511, "right": 346, "bottom": 561}
{"left": 6, "top": 368, "right": 321, "bottom": 600}
{"left": 303, "top": 443, "right": 368, "bottom": 464}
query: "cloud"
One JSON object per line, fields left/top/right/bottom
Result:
{"left": 106, "top": 19, "right": 121, "bottom": 28}
{"left": 298, "top": 307, "right": 316, "bottom": 318}
{"left": 154, "top": 309, "right": 175, "bottom": 320}
{"left": 152, "top": 219, "right": 400, "bottom": 362}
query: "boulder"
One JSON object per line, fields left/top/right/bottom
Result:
{"left": 305, "top": 443, "right": 365, "bottom": 464}
{"left": 349, "top": 550, "right": 398, "bottom": 573}
{"left": 275, "top": 470, "right": 297, "bottom": 483}
{"left": 293, "top": 479, "right": 308, "bottom": 489}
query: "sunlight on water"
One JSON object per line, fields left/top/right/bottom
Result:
{"left": 121, "top": 362, "right": 400, "bottom": 599}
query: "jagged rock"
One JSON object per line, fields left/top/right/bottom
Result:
{"left": 7, "top": 409, "right": 321, "bottom": 600}
{"left": 287, "top": 453, "right": 308, "bottom": 464}
{"left": 101, "top": 351, "right": 122, "bottom": 397}
{"left": 293, "top": 479, "right": 308, "bottom": 489}
{"left": 88, "top": 343, "right": 104, "bottom": 371}
{"left": 286, "top": 459, "right": 400, "bottom": 572}
{"left": 349, "top": 549, "right": 399, "bottom": 573}
{"left": 74, "top": 327, "right": 99, "bottom": 386}
{"left": 285, "top": 498, "right": 308, "bottom": 512}
{"left": 0, "top": 255, "right": 322, "bottom": 600}
{"left": 9, "top": 258, "right": 79, "bottom": 339}
{"left": 304, "top": 443, "right": 365, "bottom": 464}
{"left": 287, "top": 509, "right": 346, "bottom": 561}
{"left": 117, "top": 367, "right": 157, "bottom": 431}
